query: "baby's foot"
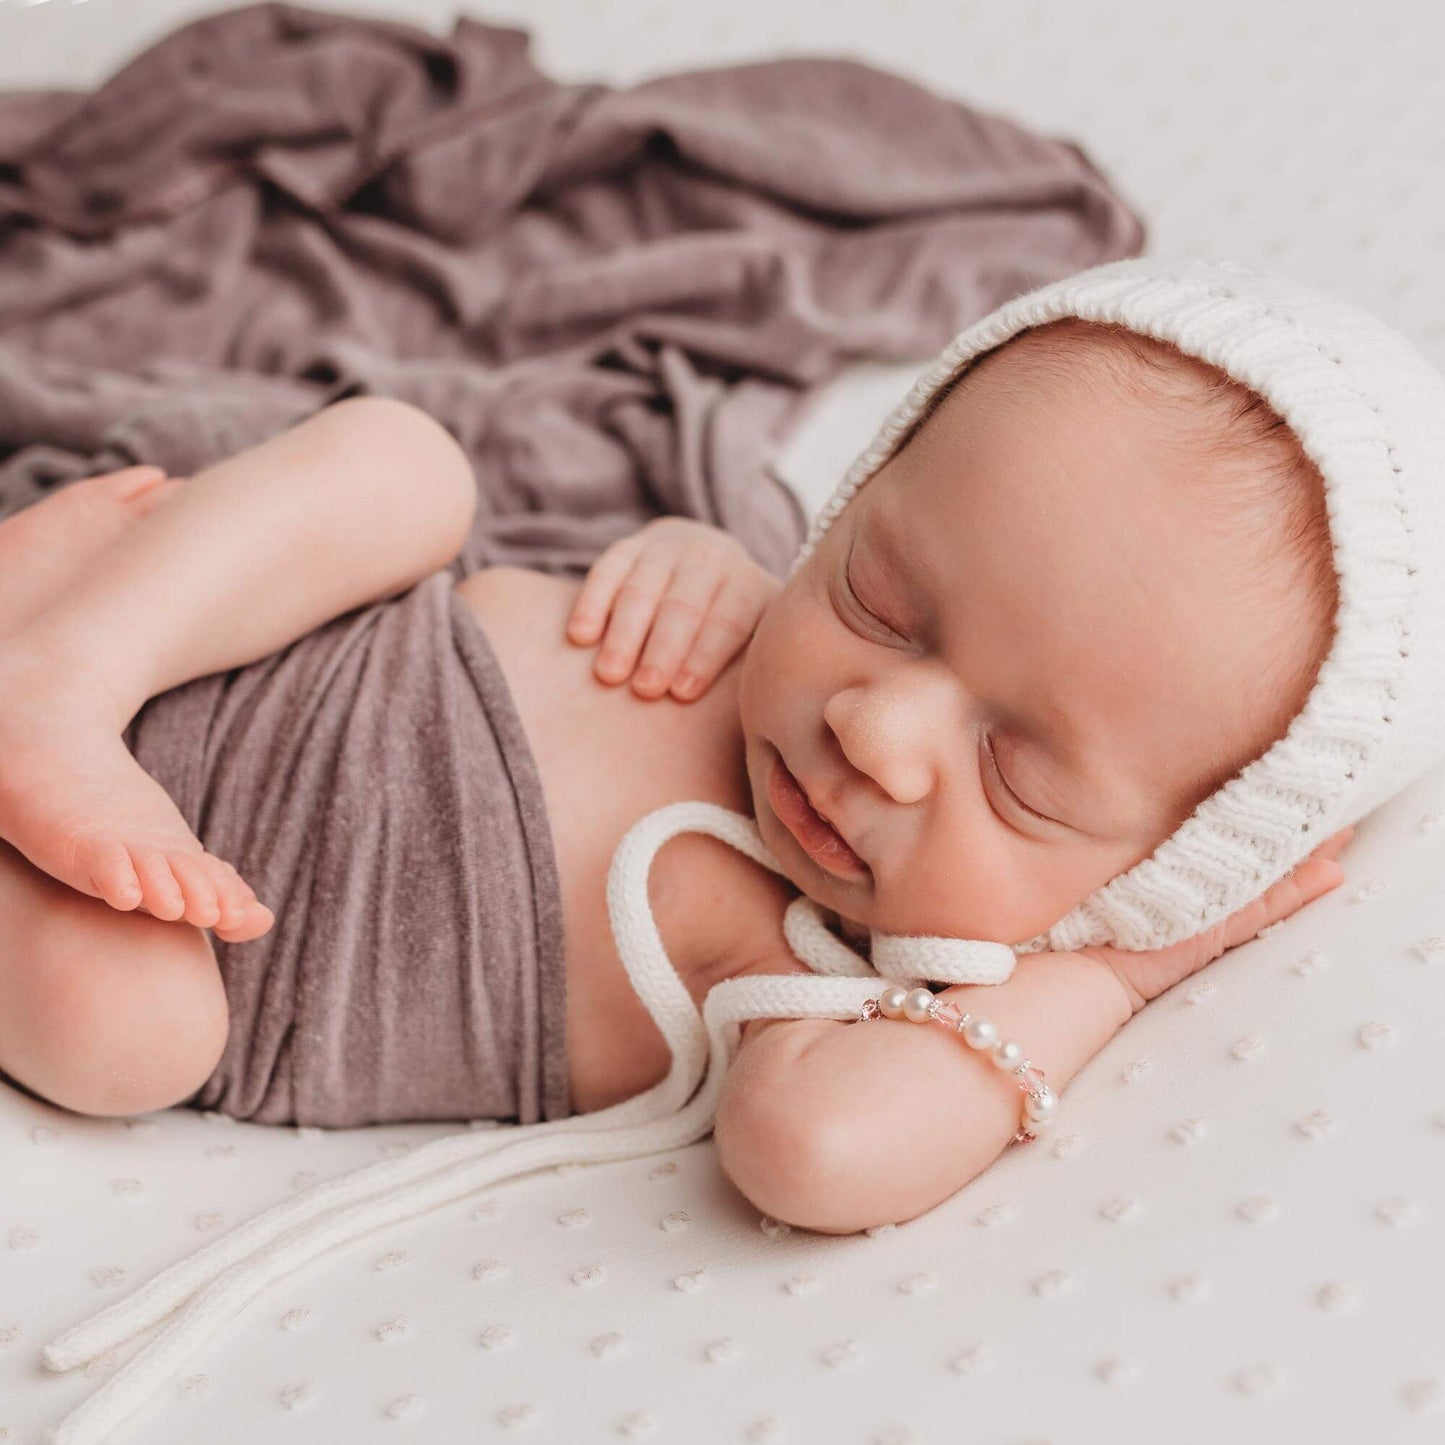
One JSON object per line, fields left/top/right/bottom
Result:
{"left": 0, "top": 467, "right": 184, "bottom": 639}
{"left": 0, "top": 642, "right": 274, "bottom": 943}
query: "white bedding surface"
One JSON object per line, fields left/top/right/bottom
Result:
{"left": 3, "top": 2, "right": 1444, "bottom": 1442}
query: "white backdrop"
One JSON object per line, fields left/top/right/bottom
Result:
{"left": 2, "top": 2, "right": 1444, "bottom": 1443}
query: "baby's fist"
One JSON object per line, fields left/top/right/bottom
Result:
{"left": 566, "top": 518, "right": 781, "bottom": 701}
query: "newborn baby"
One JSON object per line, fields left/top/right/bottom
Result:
{"left": 0, "top": 318, "right": 1350, "bottom": 1232}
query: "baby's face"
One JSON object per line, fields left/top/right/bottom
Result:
{"left": 736, "top": 341, "right": 1310, "bottom": 944}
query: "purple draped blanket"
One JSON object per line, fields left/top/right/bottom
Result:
{"left": 0, "top": 0, "right": 1145, "bottom": 578}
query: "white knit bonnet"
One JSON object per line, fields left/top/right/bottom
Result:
{"left": 37, "top": 255, "right": 1445, "bottom": 1445}
{"left": 822, "top": 254, "right": 1445, "bottom": 985}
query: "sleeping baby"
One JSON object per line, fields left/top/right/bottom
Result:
{"left": 0, "top": 258, "right": 1390, "bottom": 1237}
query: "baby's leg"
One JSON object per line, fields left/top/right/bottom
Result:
{"left": 0, "top": 465, "right": 182, "bottom": 637}
{"left": 0, "top": 397, "right": 478, "bottom": 937}
{"left": 18, "top": 397, "right": 477, "bottom": 710}
{"left": 0, "top": 837, "right": 228, "bottom": 1118}
{"left": 0, "top": 488, "right": 229, "bottom": 1117}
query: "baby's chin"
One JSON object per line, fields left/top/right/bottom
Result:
{"left": 766, "top": 858, "right": 872, "bottom": 944}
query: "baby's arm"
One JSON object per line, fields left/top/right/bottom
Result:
{"left": 715, "top": 838, "right": 1350, "bottom": 1235}
{"left": 715, "top": 952, "right": 1130, "bottom": 1235}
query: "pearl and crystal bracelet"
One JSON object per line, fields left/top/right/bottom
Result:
{"left": 860, "top": 985, "right": 1058, "bottom": 1145}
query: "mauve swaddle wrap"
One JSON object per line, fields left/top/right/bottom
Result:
{"left": 120, "top": 571, "right": 570, "bottom": 1129}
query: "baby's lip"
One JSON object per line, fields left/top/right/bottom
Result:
{"left": 789, "top": 761, "right": 869, "bottom": 868}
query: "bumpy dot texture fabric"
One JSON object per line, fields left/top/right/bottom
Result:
{"left": 9, "top": 4, "right": 1445, "bottom": 1445}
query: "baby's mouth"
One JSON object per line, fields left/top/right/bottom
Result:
{"left": 767, "top": 751, "right": 871, "bottom": 879}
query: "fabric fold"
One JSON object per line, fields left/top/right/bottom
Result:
{"left": 121, "top": 572, "right": 571, "bottom": 1128}
{"left": 0, "top": 2, "right": 1146, "bottom": 594}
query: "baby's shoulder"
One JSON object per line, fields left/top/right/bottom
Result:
{"left": 671, "top": 829, "right": 813, "bottom": 995}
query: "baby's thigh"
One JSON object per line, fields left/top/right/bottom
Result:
{"left": 0, "top": 840, "right": 229, "bottom": 1117}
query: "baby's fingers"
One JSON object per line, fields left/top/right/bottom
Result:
{"left": 669, "top": 573, "right": 762, "bottom": 700}
{"left": 1223, "top": 854, "right": 1344, "bottom": 952}
{"left": 630, "top": 569, "right": 728, "bottom": 696}
{"left": 567, "top": 535, "right": 644, "bottom": 647}
{"left": 591, "top": 553, "right": 695, "bottom": 686}
{"left": 1217, "top": 826, "right": 1354, "bottom": 950}
{"left": 1307, "top": 824, "right": 1356, "bottom": 864}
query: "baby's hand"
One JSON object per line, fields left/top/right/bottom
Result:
{"left": 1082, "top": 826, "right": 1355, "bottom": 1014}
{"left": 566, "top": 518, "right": 782, "bottom": 701}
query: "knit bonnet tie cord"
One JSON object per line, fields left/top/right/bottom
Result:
{"left": 40, "top": 800, "right": 999, "bottom": 1445}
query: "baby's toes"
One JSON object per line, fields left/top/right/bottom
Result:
{"left": 207, "top": 861, "right": 273, "bottom": 943}
{"left": 83, "top": 837, "right": 144, "bottom": 913}
{"left": 127, "top": 844, "right": 187, "bottom": 923}
{"left": 213, "top": 898, "right": 275, "bottom": 945}
{"left": 166, "top": 851, "right": 222, "bottom": 929}
{"left": 207, "top": 858, "right": 255, "bottom": 930}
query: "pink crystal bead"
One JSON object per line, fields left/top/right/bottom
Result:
{"left": 1015, "top": 1065, "right": 1047, "bottom": 1095}
{"left": 934, "top": 1000, "right": 964, "bottom": 1027}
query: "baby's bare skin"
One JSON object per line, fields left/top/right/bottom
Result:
{"left": 0, "top": 469, "right": 273, "bottom": 938}
{"left": 0, "top": 424, "right": 802, "bottom": 1120}
{"left": 0, "top": 399, "right": 477, "bottom": 942}
{"left": 0, "top": 467, "right": 799, "bottom": 1118}
{"left": 455, "top": 565, "right": 807, "bottom": 1116}
{"left": 0, "top": 467, "right": 181, "bottom": 633}
{"left": 0, "top": 471, "right": 239, "bottom": 1111}
{"left": 0, "top": 645, "right": 271, "bottom": 941}
{"left": 0, "top": 400, "right": 486, "bottom": 1116}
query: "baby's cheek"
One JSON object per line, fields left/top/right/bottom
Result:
{"left": 739, "top": 580, "right": 845, "bottom": 742}
{"left": 752, "top": 588, "right": 815, "bottom": 672}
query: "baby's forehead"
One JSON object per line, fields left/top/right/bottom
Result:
{"left": 974, "top": 326, "right": 1206, "bottom": 420}
{"left": 888, "top": 325, "right": 1249, "bottom": 514}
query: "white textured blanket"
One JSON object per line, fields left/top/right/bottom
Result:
{"left": 4, "top": 1, "right": 1443, "bottom": 1443}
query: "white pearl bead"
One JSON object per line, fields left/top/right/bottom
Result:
{"left": 1023, "top": 1088, "right": 1057, "bottom": 1120}
{"left": 963, "top": 1018, "right": 998, "bottom": 1051}
{"left": 991, "top": 1039, "right": 1024, "bottom": 1071}
{"left": 902, "top": 988, "right": 935, "bottom": 1023}
{"left": 878, "top": 985, "right": 909, "bottom": 1019}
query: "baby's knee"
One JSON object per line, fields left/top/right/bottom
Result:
{"left": 325, "top": 395, "right": 478, "bottom": 540}
{"left": 13, "top": 907, "right": 229, "bottom": 1118}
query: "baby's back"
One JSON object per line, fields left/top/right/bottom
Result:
{"left": 456, "top": 565, "right": 800, "bottom": 1115}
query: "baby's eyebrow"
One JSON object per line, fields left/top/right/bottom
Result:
{"left": 865, "top": 494, "right": 1152, "bottom": 842}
